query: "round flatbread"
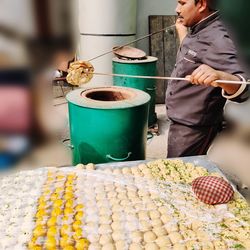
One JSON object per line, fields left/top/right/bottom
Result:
{"left": 66, "top": 61, "right": 94, "bottom": 85}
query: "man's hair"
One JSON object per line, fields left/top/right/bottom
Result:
{"left": 194, "top": 0, "right": 217, "bottom": 10}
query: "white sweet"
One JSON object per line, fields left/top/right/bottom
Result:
{"left": 107, "top": 191, "right": 117, "bottom": 199}
{"left": 99, "top": 207, "right": 111, "bottom": 216}
{"left": 155, "top": 235, "right": 171, "bottom": 247}
{"left": 111, "top": 221, "right": 123, "bottom": 230}
{"left": 126, "top": 214, "right": 137, "bottom": 222}
{"left": 149, "top": 210, "right": 161, "bottom": 220}
{"left": 89, "top": 243, "right": 102, "bottom": 250}
{"left": 122, "top": 167, "right": 131, "bottom": 174}
{"left": 125, "top": 221, "right": 138, "bottom": 231}
{"left": 102, "top": 243, "right": 115, "bottom": 250}
{"left": 147, "top": 203, "right": 158, "bottom": 210}
{"left": 127, "top": 191, "right": 137, "bottom": 198}
{"left": 112, "top": 204, "right": 122, "bottom": 212}
{"left": 143, "top": 231, "right": 157, "bottom": 243}
{"left": 145, "top": 242, "right": 159, "bottom": 250}
{"left": 112, "top": 230, "right": 124, "bottom": 241}
{"left": 99, "top": 216, "right": 112, "bottom": 225}
{"left": 120, "top": 200, "right": 130, "bottom": 206}
{"left": 86, "top": 163, "right": 95, "bottom": 170}
{"left": 160, "top": 214, "right": 172, "bottom": 224}
{"left": 168, "top": 232, "right": 183, "bottom": 244}
{"left": 99, "top": 234, "right": 113, "bottom": 245}
{"left": 165, "top": 223, "right": 179, "bottom": 233}
{"left": 88, "top": 234, "right": 100, "bottom": 243}
{"left": 172, "top": 243, "right": 186, "bottom": 250}
{"left": 131, "top": 231, "right": 143, "bottom": 243}
{"left": 96, "top": 193, "right": 106, "bottom": 200}
{"left": 124, "top": 206, "right": 135, "bottom": 214}
{"left": 158, "top": 206, "right": 168, "bottom": 215}
{"left": 129, "top": 243, "right": 143, "bottom": 250}
{"left": 112, "top": 168, "right": 122, "bottom": 175}
{"left": 140, "top": 220, "right": 152, "bottom": 232}
{"left": 99, "top": 224, "right": 112, "bottom": 234}
{"left": 153, "top": 226, "right": 167, "bottom": 237}
{"left": 117, "top": 193, "right": 127, "bottom": 200}
{"left": 112, "top": 212, "right": 123, "bottom": 221}
{"left": 151, "top": 219, "right": 163, "bottom": 227}
{"left": 115, "top": 240, "right": 127, "bottom": 250}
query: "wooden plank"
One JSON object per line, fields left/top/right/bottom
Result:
{"left": 149, "top": 15, "right": 165, "bottom": 104}
{"left": 163, "top": 15, "right": 178, "bottom": 87}
{"left": 149, "top": 15, "right": 179, "bottom": 104}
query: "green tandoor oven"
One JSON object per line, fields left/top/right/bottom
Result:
{"left": 113, "top": 56, "right": 158, "bottom": 126}
{"left": 66, "top": 86, "right": 150, "bottom": 165}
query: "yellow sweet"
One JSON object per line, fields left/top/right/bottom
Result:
{"left": 65, "top": 181, "right": 73, "bottom": 187}
{"left": 62, "top": 246, "right": 75, "bottom": 250}
{"left": 75, "top": 211, "right": 84, "bottom": 221}
{"left": 28, "top": 246, "right": 42, "bottom": 250}
{"left": 75, "top": 204, "right": 84, "bottom": 211}
{"left": 67, "top": 174, "right": 76, "bottom": 181}
{"left": 51, "top": 207, "right": 62, "bottom": 216}
{"left": 62, "top": 216, "right": 70, "bottom": 222}
{"left": 50, "top": 193, "right": 60, "bottom": 201}
{"left": 53, "top": 199, "right": 63, "bottom": 207}
{"left": 57, "top": 175, "right": 65, "bottom": 180}
{"left": 66, "top": 186, "right": 74, "bottom": 193}
{"left": 73, "top": 220, "right": 82, "bottom": 231}
{"left": 65, "top": 200, "right": 74, "bottom": 208}
{"left": 35, "top": 218, "right": 46, "bottom": 226}
{"left": 38, "top": 201, "right": 47, "bottom": 209}
{"left": 28, "top": 239, "right": 40, "bottom": 249}
{"left": 47, "top": 177, "right": 54, "bottom": 182}
{"left": 60, "top": 236, "right": 74, "bottom": 248}
{"left": 47, "top": 226, "right": 57, "bottom": 237}
{"left": 73, "top": 228, "right": 83, "bottom": 240}
{"left": 35, "top": 209, "right": 47, "bottom": 218}
{"left": 75, "top": 238, "right": 89, "bottom": 250}
{"left": 61, "top": 224, "right": 71, "bottom": 236}
{"left": 64, "top": 207, "right": 74, "bottom": 215}
{"left": 64, "top": 193, "right": 74, "bottom": 201}
{"left": 47, "top": 216, "right": 57, "bottom": 227}
{"left": 33, "top": 225, "right": 46, "bottom": 237}
{"left": 55, "top": 187, "right": 64, "bottom": 193}
{"left": 45, "top": 236, "right": 57, "bottom": 249}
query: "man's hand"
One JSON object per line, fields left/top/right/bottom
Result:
{"left": 186, "top": 64, "right": 241, "bottom": 94}
{"left": 186, "top": 64, "right": 220, "bottom": 87}
{"left": 176, "top": 18, "right": 188, "bottom": 44}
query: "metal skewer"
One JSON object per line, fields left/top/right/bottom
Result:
{"left": 91, "top": 72, "right": 250, "bottom": 85}
{"left": 87, "top": 25, "right": 176, "bottom": 62}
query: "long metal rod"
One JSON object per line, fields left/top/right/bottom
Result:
{"left": 92, "top": 72, "right": 250, "bottom": 85}
{"left": 88, "top": 25, "right": 176, "bottom": 62}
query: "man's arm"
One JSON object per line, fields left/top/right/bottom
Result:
{"left": 175, "top": 18, "right": 188, "bottom": 44}
{"left": 186, "top": 64, "right": 241, "bottom": 94}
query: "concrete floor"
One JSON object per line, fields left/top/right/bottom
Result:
{"left": 16, "top": 96, "right": 250, "bottom": 201}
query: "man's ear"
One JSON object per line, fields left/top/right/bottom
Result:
{"left": 198, "top": 0, "right": 208, "bottom": 13}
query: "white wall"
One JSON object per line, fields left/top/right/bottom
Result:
{"left": 136, "top": 0, "right": 176, "bottom": 54}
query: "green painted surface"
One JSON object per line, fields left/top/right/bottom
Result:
{"left": 68, "top": 102, "right": 149, "bottom": 165}
{"left": 113, "top": 57, "right": 157, "bottom": 126}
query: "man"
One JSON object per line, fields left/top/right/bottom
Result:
{"left": 166, "top": 0, "right": 249, "bottom": 157}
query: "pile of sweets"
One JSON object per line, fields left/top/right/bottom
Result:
{"left": 0, "top": 159, "right": 249, "bottom": 250}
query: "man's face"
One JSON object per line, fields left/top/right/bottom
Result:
{"left": 176, "top": 0, "right": 202, "bottom": 27}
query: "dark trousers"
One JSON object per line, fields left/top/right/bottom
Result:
{"left": 167, "top": 121, "right": 222, "bottom": 158}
